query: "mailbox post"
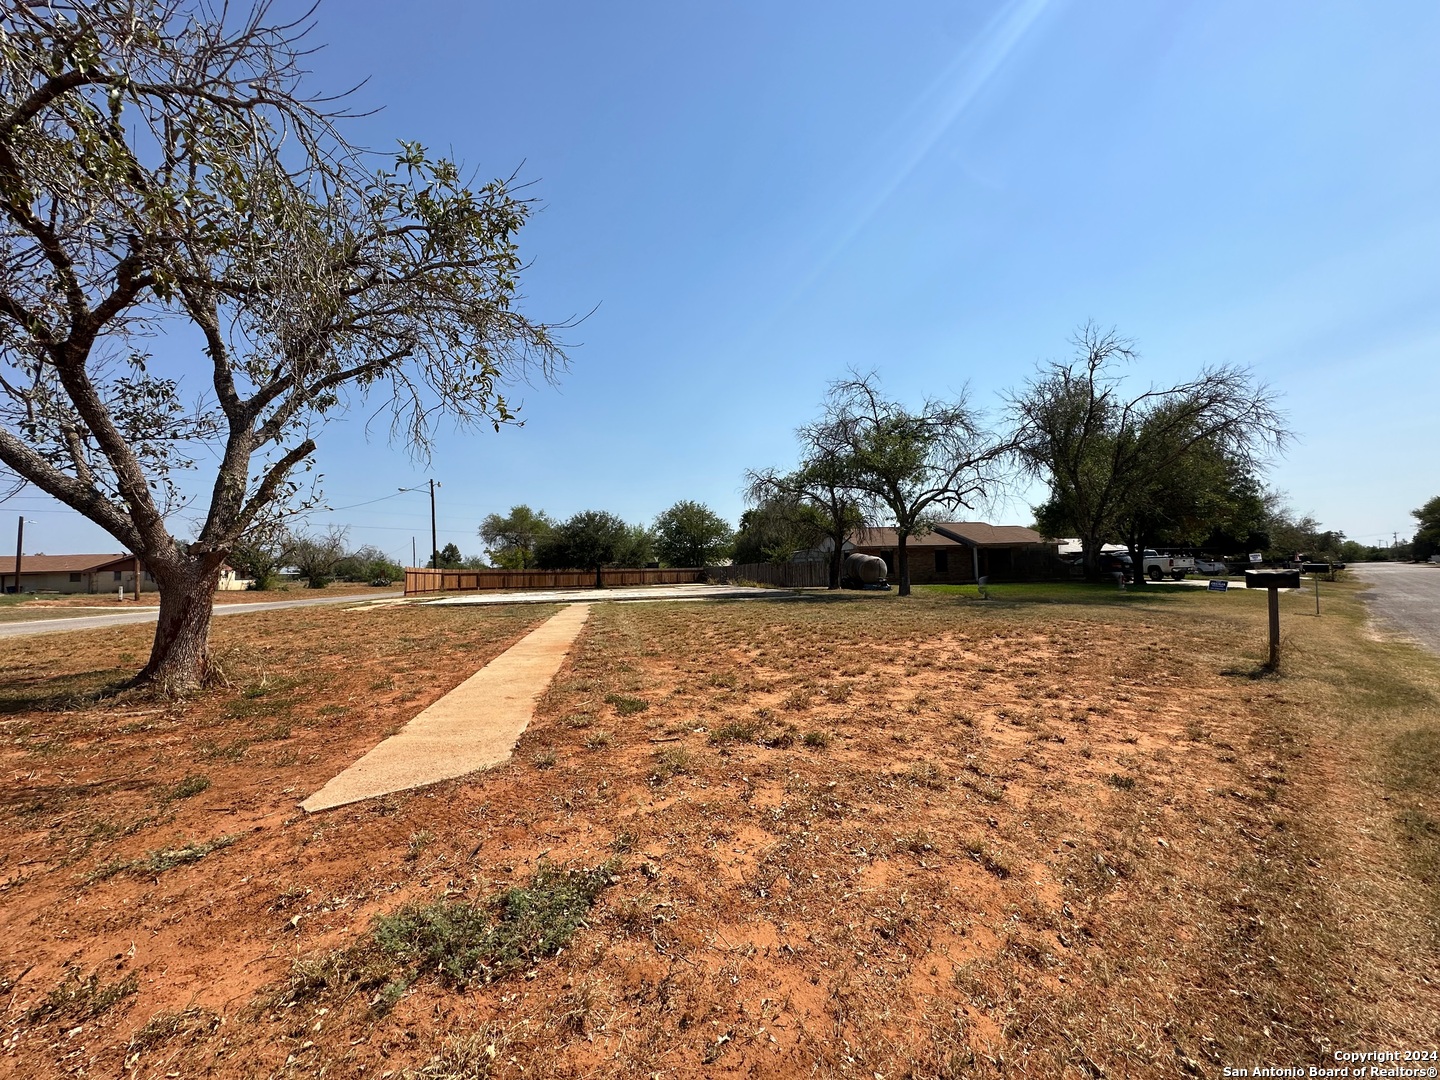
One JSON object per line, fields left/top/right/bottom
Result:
{"left": 1245, "top": 569, "right": 1301, "bottom": 668}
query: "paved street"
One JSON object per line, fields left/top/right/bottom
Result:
{"left": 1351, "top": 562, "right": 1440, "bottom": 657}
{"left": 0, "top": 590, "right": 404, "bottom": 640}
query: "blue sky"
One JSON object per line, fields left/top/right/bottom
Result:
{"left": 12, "top": 0, "right": 1440, "bottom": 560}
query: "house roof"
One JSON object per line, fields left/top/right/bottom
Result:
{"left": 90, "top": 554, "right": 150, "bottom": 573}
{"left": 848, "top": 523, "right": 1046, "bottom": 549}
{"left": 934, "top": 523, "right": 1045, "bottom": 547}
{"left": 0, "top": 553, "right": 134, "bottom": 575}
{"left": 851, "top": 528, "right": 956, "bottom": 549}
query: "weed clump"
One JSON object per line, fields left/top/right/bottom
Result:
{"left": 268, "top": 862, "right": 618, "bottom": 1018}
{"left": 708, "top": 716, "right": 800, "bottom": 749}
{"left": 89, "top": 835, "right": 238, "bottom": 882}
{"left": 127, "top": 1006, "right": 222, "bottom": 1055}
{"left": 649, "top": 746, "right": 697, "bottom": 784}
{"left": 405, "top": 1031, "right": 510, "bottom": 1079}
{"left": 963, "top": 837, "right": 1012, "bottom": 878}
{"left": 373, "top": 861, "right": 619, "bottom": 986}
{"left": 604, "top": 693, "right": 649, "bottom": 715}
{"left": 404, "top": 830, "right": 434, "bottom": 862}
{"left": 27, "top": 967, "right": 138, "bottom": 1023}
{"left": 160, "top": 773, "right": 210, "bottom": 802}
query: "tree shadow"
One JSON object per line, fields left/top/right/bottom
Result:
{"left": 923, "top": 582, "right": 1192, "bottom": 608}
{"left": 0, "top": 774, "right": 154, "bottom": 816}
{"left": 1219, "top": 662, "right": 1282, "bottom": 681}
{"left": 0, "top": 670, "right": 138, "bottom": 716}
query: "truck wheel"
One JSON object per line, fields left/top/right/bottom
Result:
{"left": 1171, "top": 571, "right": 1186, "bottom": 581}
{"left": 1147, "top": 566, "right": 1162, "bottom": 581}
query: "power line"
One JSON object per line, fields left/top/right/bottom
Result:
{"left": 323, "top": 490, "right": 414, "bottom": 513}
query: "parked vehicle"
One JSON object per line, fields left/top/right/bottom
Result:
{"left": 1143, "top": 549, "right": 1196, "bottom": 581}
{"left": 1096, "top": 551, "right": 1132, "bottom": 574}
{"left": 1194, "top": 557, "right": 1229, "bottom": 575}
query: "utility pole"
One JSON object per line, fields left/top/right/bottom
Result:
{"left": 399, "top": 482, "right": 442, "bottom": 568}
{"left": 430, "top": 478, "right": 439, "bottom": 570}
{"left": 412, "top": 536, "right": 417, "bottom": 569}
{"left": 12, "top": 516, "right": 24, "bottom": 595}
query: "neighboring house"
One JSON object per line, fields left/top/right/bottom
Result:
{"left": 0, "top": 553, "right": 248, "bottom": 594}
{"left": 0, "top": 553, "right": 155, "bottom": 595}
{"left": 216, "top": 566, "right": 253, "bottom": 591}
{"left": 826, "top": 523, "right": 1055, "bottom": 584}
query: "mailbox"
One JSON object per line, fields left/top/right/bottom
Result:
{"left": 1245, "top": 569, "right": 1300, "bottom": 590}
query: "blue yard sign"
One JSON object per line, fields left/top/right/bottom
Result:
{"left": 1208, "top": 580, "right": 1229, "bottom": 592}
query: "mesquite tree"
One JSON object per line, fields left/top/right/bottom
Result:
{"left": 0, "top": 2, "right": 564, "bottom": 689}
{"left": 1010, "top": 323, "right": 1288, "bottom": 583}
{"left": 746, "top": 440, "right": 865, "bottom": 590}
{"left": 824, "top": 373, "right": 1013, "bottom": 596}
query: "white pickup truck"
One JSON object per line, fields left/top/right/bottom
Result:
{"left": 1142, "top": 550, "right": 1196, "bottom": 581}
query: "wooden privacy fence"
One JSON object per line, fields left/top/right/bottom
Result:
{"left": 702, "top": 561, "right": 830, "bottom": 588}
{"left": 405, "top": 567, "right": 704, "bottom": 596}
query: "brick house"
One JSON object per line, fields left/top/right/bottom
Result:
{"left": 842, "top": 523, "right": 1055, "bottom": 584}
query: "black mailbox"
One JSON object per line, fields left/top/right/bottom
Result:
{"left": 1245, "top": 569, "right": 1300, "bottom": 590}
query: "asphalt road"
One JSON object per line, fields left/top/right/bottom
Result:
{"left": 1351, "top": 562, "right": 1440, "bottom": 657}
{"left": 0, "top": 590, "right": 403, "bottom": 640}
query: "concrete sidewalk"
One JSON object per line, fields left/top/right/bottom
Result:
{"left": 301, "top": 603, "right": 592, "bottom": 812}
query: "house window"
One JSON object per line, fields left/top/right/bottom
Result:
{"left": 113, "top": 571, "right": 123, "bottom": 581}
{"left": 934, "top": 551, "right": 949, "bottom": 574}
{"left": 69, "top": 572, "right": 82, "bottom": 582}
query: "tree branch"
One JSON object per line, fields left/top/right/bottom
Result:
{"left": 0, "top": 425, "right": 139, "bottom": 548}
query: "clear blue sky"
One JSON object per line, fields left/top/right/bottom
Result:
{"left": 12, "top": 0, "right": 1440, "bottom": 560}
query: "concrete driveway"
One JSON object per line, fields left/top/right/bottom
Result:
{"left": 0, "top": 590, "right": 403, "bottom": 640}
{"left": 1351, "top": 562, "right": 1440, "bottom": 657}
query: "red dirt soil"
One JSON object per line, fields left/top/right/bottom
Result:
{"left": 0, "top": 589, "right": 1436, "bottom": 1078}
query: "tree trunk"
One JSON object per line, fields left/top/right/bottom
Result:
{"left": 897, "top": 535, "right": 911, "bottom": 596}
{"left": 1081, "top": 530, "right": 1104, "bottom": 581}
{"left": 594, "top": 565, "right": 603, "bottom": 589}
{"left": 827, "top": 541, "right": 842, "bottom": 590}
{"left": 1127, "top": 538, "right": 1146, "bottom": 588}
{"left": 135, "top": 563, "right": 221, "bottom": 693}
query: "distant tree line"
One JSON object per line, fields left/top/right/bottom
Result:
{"left": 477, "top": 501, "right": 736, "bottom": 586}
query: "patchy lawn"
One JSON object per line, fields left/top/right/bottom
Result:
{"left": 0, "top": 582, "right": 1436, "bottom": 1078}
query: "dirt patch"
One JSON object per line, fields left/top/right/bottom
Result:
{"left": 0, "top": 584, "right": 1436, "bottom": 1078}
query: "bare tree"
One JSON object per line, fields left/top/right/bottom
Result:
{"left": 823, "top": 372, "right": 1013, "bottom": 596}
{"left": 1010, "top": 323, "right": 1289, "bottom": 582}
{"left": 746, "top": 437, "right": 865, "bottom": 589}
{"left": 0, "top": 2, "right": 566, "bottom": 689}
{"left": 290, "top": 525, "right": 347, "bottom": 589}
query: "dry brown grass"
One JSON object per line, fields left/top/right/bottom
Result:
{"left": 0, "top": 581, "right": 1436, "bottom": 1078}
